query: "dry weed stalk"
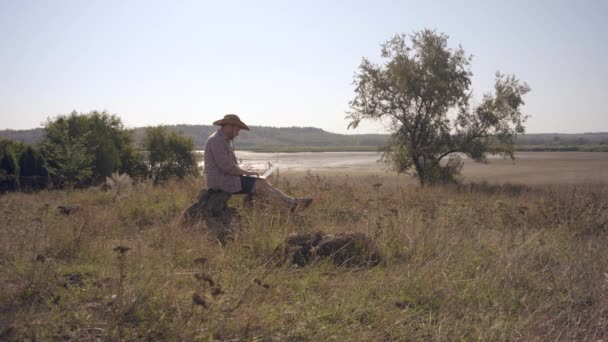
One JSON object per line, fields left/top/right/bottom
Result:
{"left": 105, "top": 172, "right": 133, "bottom": 201}
{"left": 112, "top": 245, "right": 130, "bottom": 340}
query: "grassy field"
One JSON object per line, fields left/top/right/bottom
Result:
{"left": 1, "top": 170, "right": 608, "bottom": 340}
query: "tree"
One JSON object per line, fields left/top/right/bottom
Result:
{"left": 347, "top": 30, "right": 530, "bottom": 186}
{"left": 0, "top": 139, "right": 20, "bottom": 192}
{"left": 41, "top": 110, "right": 145, "bottom": 186}
{"left": 18, "top": 145, "right": 50, "bottom": 191}
{"left": 143, "top": 126, "right": 199, "bottom": 184}
{"left": 41, "top": 127, "right": 93, "bottom": 188}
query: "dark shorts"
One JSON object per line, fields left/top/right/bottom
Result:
{"left": 233, "top": 176, "right": 258, "bottom": 195}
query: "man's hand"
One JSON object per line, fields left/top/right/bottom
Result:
{"left": 244, "top": 170, "right": 259, "bottom": 177}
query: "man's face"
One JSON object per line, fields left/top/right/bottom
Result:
{"left": 224, "top": 124, "right": 241, "bottom": 140}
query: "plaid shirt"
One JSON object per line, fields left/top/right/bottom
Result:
{"left": 203, "top": 129, "right": 242, "bottom": 193}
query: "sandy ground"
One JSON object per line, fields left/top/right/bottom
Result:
{"left": 233, "top": 151, "right": 608, "bottom": 186}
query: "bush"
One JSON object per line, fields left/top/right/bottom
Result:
{"left": 142, "top": 126, "right": 200, "bottom": 184}
{"left": 18, "top": 146, "right": 50, "bottom": 191}
{"left": 0, "top": 139, "right": 20, "bottom": 192}
{"left": 41, "top": 110, "right": 145, "bottom": 188}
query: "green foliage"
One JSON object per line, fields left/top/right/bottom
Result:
{"left": 143, "top": 126, "right": 200, "bottom": 184}
{"left": 347, "top": 29, "right": 530, "bottom": 186}
{"left": 18, "top": 145, "right": 50, "bottom": 191}
{"left": 41, "top": 110, "right": 144, "bottom": 187}
{"left": 118, "top": 144, "right": 148, "bottom": 180}
{"left": 0, "top": 139, "right": 20, "bottom": 192}
{"left": 0, "top": 139, "right": 50, "bottom": 192}
{"left": 41, "top": 126, "right": 93, "bottom": 188}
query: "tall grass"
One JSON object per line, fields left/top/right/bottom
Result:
{"left": 1, "top": 174, "right": 607, "bottom": 340}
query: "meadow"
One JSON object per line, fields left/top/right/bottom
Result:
{"left": 1, "top": 156, "right": 608, "bottom": 340}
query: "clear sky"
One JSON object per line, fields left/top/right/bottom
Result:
{"left": 0, "top": 0, "right": 606, "bottom": 134}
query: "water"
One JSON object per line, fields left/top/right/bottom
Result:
{"left": 196, "top": 151, "right": 608, "bottom": 173}
{"left": 197, "top": 151, "right": 385, "bottom": 171}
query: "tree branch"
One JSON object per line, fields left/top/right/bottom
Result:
{"left": 437, "top": 149, "right": 458, "bottom": 161}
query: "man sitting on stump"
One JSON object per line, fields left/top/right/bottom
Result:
{"left": 204, "top": 114, "right": 313, "bottom": 212}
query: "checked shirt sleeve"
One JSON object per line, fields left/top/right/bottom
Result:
{"left": 207, "top": 137, "right": 241, "bottom": 176}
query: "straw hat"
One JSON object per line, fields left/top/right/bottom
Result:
{"left": 212, "top": 114, "right": 250, "bottom": 130}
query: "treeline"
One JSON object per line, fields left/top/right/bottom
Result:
{"left": 1, "top": 125, "right": 390, "bottom": 150}
{"left": 134, "top": 125, "right": 389, "bottom": 150}
{"left": 0, "top": 111, "right": 199, "bottom": 193}
{"left": 3, "top": 125, "right": 608, "bottom": 152}
{"left": 515, "top": 133, "right": 608, "bottom": 146}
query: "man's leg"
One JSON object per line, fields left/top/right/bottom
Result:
{"left": 252, "top": 178, "right": 312, "bottom": 211}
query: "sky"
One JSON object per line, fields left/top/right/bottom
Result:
{"left": 0, "top": 0, "right": 606, "bottom": 134}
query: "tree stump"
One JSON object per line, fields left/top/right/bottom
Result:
{"left": 315, "top": 232, "right": 379, "bottom": 266}
{"left": 182, "top": 189, "right": 236, "bottom": 240}
{"left": 284, "top": 231, "right": 380, "bottom": 267}
{"left": 57, "top": 205, "right": 82, "bottom": 215}
{"left": 284, "top": 231, "right": 325, "bottom": 266}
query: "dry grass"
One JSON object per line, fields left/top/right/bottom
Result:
{"left": 1, "top": 172, "right": 608, "bottom": 341}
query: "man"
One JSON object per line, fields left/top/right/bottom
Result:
{"left": 204, "top": 114, "right": 313, "bottom": 211}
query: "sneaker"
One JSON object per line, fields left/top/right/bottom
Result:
{"left": 290, "top": 197, "right": 313, "bottom": 213}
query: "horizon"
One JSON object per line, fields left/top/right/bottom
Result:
{"left": 1, "top": 121, "right": 607, "bottom": 137}
{"left": 1, "top": 0, "right": 607, "bottom": 134}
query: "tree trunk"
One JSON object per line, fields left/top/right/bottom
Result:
{"left": 412, "top": 156, "right": 425, "bottom": 187}
{"left": 182, "top": 189, "right": 236, "bottom": 241}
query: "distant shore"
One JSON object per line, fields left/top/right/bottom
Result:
{"left": 229, "top": 151, "right": 608, "bottom": 186}
{"left": 233, "top": 145, "right": 608, "bottom": 153}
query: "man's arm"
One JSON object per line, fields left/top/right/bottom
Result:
{"left": 208, "top": 138, "right": 257, "bottom": 176}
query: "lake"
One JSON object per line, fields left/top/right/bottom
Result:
{"left": 196, "top": 151, "right": 608, "bottom": 185}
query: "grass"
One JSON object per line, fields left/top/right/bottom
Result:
{"left": 1, "top": 173, "right": 608, "bottom": 340}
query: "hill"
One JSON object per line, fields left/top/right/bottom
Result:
{"left": 133, "top": 125, "right": 388, "bottom": 151}
{"left": 0, "top": 125, "right": 388, "bottom": 151}
{"left": 2, "top": 126, "right": 608, "bottom": 152}
{"left": 0, "top": 128, "right": 46, "bottom": 145}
